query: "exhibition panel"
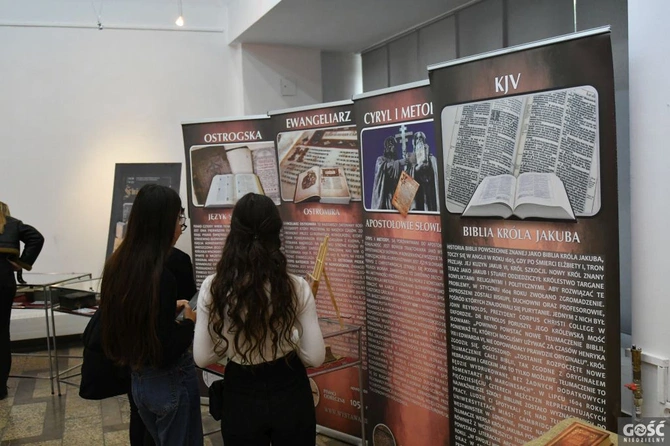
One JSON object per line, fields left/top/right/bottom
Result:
{"left": 105, "top": 164, "right": 182, "bottom": 259}
{"left": 181, "top": 116, "right": 276, "bottom": 284}
{"left": 430, "top": 27, "right": 620, "bottom": 444}
{"left": 354, "top": 81, "right": 448, "bottom": 446}
{"left": 177, "top": 26, "right": 620, "bottom": 445}
{"left": 270, "top": 101, "right": 365, "bottom": 439}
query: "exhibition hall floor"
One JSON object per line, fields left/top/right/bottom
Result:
{"left": 1, "top": 346, "right": 347, "bottom": 445}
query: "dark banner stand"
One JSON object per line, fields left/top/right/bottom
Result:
{"left": 353, "top": 81, "right": 449, "bottom": 446}
{"left": 429, "top": 27, "right": 620, "bottom": 445}
{"left": 105, "top": 163, "right": 181, "bottom": 259}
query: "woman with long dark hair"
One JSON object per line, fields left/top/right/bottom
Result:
{"left": 0, "top": 201, "right": 44, "bottom": 399}
{"left": 193, "top": 193, "right": 325, "bottom": 446}
{"left": 100, "top": 184, "right": 202, "bottom": 446}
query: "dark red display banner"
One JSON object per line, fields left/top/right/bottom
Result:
{"left": 181, "top": 116, "right": 277, "bottom": 284}
{"left": 354, "top": 82, "right": 449, "bottom": 446}
{"left": 270, "top": 101, "right": 365, "bottom": 438}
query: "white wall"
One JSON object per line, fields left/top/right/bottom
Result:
{"left": 629, "top": 0, "right": 670, "bottom": 417}
{"left": 321, "top": 51, "right": 362, "bottom": 103}
{"left": 226, "top": 0, "right": 282, "bottom": 43}
{"left": 0, "top": 26, "right": 243, "bottom": 278}
{"left": 0, "top": 1, "right": 324, "bottom": 290}
{"left": 241, "top": 43, "right": 322, "bottom": 114}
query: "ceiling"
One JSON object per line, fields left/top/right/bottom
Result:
{"left": 0, "top": 0, "right": 472, "bottom": 51}
{"left": 0, "top": 0, "right": 228, "bottom": 29}
{"left": 232, "top": 0, "right": 473, "bottom": 53}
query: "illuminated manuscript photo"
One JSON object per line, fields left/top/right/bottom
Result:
{"left": 276, "top": 125, "right": 361, "bottom": 204}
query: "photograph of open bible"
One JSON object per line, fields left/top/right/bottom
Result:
{"left": 189, "top": 142, "right": 280, "bottom": 207}
{"left": 441, "top": 85, "right": 600, "bottom": 217}
{"left": 276, "top": 125, "right": 362, "bottom": 202}
{"left": 204, "top": 173, "right": 264, "bottom": 208}
{"left": 293, "top": 165, "right": 351, "bottom": 204}
{"left": 462, "top": 172, "right": 575, "bottom": 220}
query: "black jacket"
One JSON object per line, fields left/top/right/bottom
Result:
{"left": 80, "top": 309, "right": 131, "bottom": 400}
{"left": 0, "top": 216, "right": 44, "bottom": 270}
{"left": 165, "top": 247, "right": 197, "bottom": 300}
{"left": 156, "top": 268, "right": 195, "bottom": 367}
{"left": 80, "top": 268, "right": 194, "bottom": 400}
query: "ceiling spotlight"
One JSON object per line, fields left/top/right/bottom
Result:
{"left": 176, "top": 0, "right": 184, "bottom": 27}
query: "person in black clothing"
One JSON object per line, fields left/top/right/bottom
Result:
{"left": 0, "top": 201, "right": 44, "bottom": 400}
{"left": 127, "top": 208, "right": 196, "bottom": 446}
{"left": 166, "top": 247, "right": 197, "bottom": 299}
{"left": 166, "top": 208, "right": 197, "bottom": 300}
{"left": 193, "top": 194, "right": 325, "bottom": 446}
{"left": 99, "top": 185, "right": 202, "bottom": 446}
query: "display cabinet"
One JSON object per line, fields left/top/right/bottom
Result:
{"left": 202, "top": 318, "right": 366, "bottom": 444}
{"left": 50, "top": 277, "right": 101, "bottom": 395}
{"left": 10, "top": 272, "right": 91, "bottom": 394}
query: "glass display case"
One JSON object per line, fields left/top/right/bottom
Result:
{"left": 10, "top": 272, "right": 92, "bottom": 395}
{"left": 50, "top": 278, "right": 101, "bottom": 395}
{"left": 202, "top": 318, "right": 365, "bottom": 444}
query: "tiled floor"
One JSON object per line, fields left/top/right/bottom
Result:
{"left": 1, "top": 346, "right": 349, "bottom": 445}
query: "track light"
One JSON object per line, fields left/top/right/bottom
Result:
{"left": 176, "top": 0, "right": 184, "bottom": 27}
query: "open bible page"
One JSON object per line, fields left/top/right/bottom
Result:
{"left": 477, "top": 174, "right": 516, "bottom": 206}
{"left": 514, "top": 172, "right": 554, "bottom": 206}
{"left": 478, "top": 98, "right": 525, "bottom": 181}
{"left": 443, "top": 98, "right": 524, "bottom": 213}
{"left": 320, "top": 167, "right": 351, "bottom": 203}
{"left": 514, "top": 172, "right": 575, "bottom": 220}
{"left": 251, "top": 145, "right": 280, "bottom": 204}
{"left": 516, "top": 86, "right": 599, "bottom": 216}
{"left": 294, "top": 166, "right": 321, "bottom": 203}
{"left": 235, "top": 173, "right": 263, "bottom": 199}
{"left": 462, "top": 174, "right": 516, "bottom": 218}
{"left": 204, "top": 175, "right": 235, "bottom": 208}
{"left": 226, "top": 146, "right": 254, "bottom": 174}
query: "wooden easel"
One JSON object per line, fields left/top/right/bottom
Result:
{"left": 308, "top": 236, "right": 344, "bottom": 328}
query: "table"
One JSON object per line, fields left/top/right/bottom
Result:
{"left": 10, "top": 272, "right": 92, "bottom": 394}
{"left": 50, "top": 277, "right": 101, "bottom": 395}
{"left": 201, "top": 318, "right": 366, "bottom": 445}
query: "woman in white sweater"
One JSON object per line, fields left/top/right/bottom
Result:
{"left": 193, "top": 193, "right": 325, "bottom": 446}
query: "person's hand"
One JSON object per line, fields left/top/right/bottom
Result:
{"left": 176, "top": 299, "right": 197, "bottom": 323}
{"left": 407, "top": 152, "right": 417, "bottom": 165}
{"left": 182, "top": 305, "right": 197, "bottom": 323}
{"left": 7, "top": 260, "right": 21, "bottom": 272}
{"left": 176, "top": 299, "right": 189, "bottom": 311}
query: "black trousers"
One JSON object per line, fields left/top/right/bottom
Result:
{"left": 221, "top": 353, "right": 316, "bottom": 446}
{"left": 0, "top": 266, "right": 16, "bottom": 391}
